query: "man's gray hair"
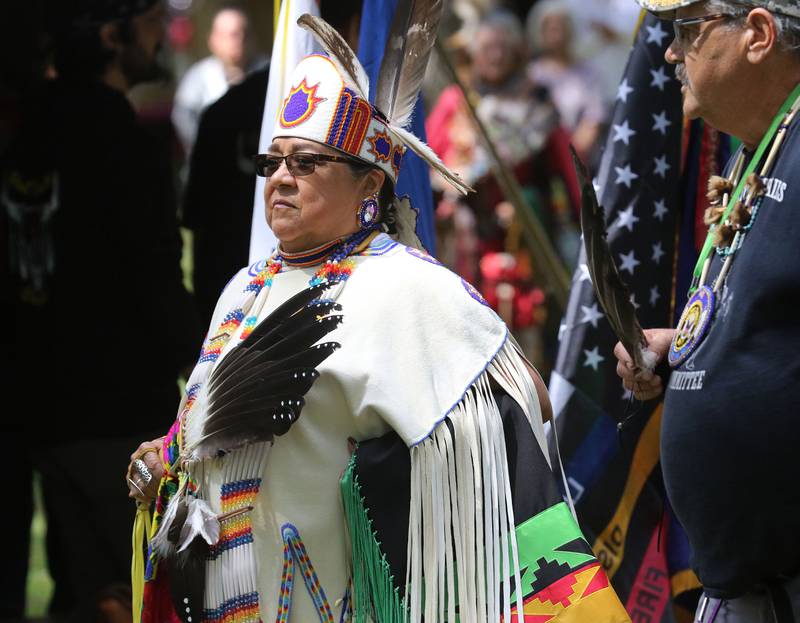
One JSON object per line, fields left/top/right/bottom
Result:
{"left": 705, "top": 0, "right": 800, "bottom": 55}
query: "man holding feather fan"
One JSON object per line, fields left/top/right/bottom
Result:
{"left": 615, "top": 0, "right": 800, "bottom": 621}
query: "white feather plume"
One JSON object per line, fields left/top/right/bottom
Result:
{"left": 297, "top": 14, "right": 369, "bottom": 98}
{"left": 177, "top": 498, "right": 220, "bottom": 552}
{"left": 150, "top": 489, "right": 184, "bottom": 558}
{"left": 375, "top": 0, "right": 444, "bottom": 129}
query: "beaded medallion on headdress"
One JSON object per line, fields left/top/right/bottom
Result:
{"left": 279, "top": 78, "right": 325, "bottom": 128}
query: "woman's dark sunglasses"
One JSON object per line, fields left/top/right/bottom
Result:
{"left": 253, "top": 152, "right": 358, "bottom": 178}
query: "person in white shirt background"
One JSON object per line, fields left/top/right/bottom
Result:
{"left": 171, "top": 4, "right": 263, "bottom": 156}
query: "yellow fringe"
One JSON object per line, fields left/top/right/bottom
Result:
{"left": 132, "top": 503, "right": 152, "bottom": 623}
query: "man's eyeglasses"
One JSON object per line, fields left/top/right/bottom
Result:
{"left": 671, "top": 13, "right": 737, "bottom": 49}
{"left": 253, "top": 152, "right": 359, "bottom": 178}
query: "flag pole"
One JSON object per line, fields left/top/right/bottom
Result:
{"left": 433, "top": 41, "right": 571, "bottom": 310}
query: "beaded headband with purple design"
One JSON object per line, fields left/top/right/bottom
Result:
{"left": 272, "top": 54, "right": 405, "bottom": 183}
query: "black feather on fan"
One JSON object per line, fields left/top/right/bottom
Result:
{"left": 189, "top": 282, "right": 343, "bottom": 459}
{"left": 571, "top": 147, "right": 653, "bottom": 372}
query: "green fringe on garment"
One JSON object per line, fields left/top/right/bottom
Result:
{"left": 340, "top": 449, "right": 407, "bottom": 623}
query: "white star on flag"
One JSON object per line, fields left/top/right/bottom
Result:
{"left": 583, "top": 346, "right": 605, "bottom": 371}
{"left": 650, "top": 286, "right": 661, "bottom": 307}
{"left": 612, "top": 120, "right": 637, "bottom": 145}
{"left": 654, "top": 199, "right": 669, "bottom": 221}
{"left": 650, "top": 66, "right": 670, "bottom": 91}
{"left": 615, "top": 205, "right": 640, "bottom": 232}
{"left": 577, "top": 263, "right": 592, "bottom": 283}
{"left": 614, "top": 164, "right": 639, "bottom": 188}
{"left": 630, "top": 293, "right": 641, "bottom": 310}
{"left": 654, "top": 154, "right": 671, "bottom": 178}
{"left": 652, "top": 241, "right": 665, "bottom": 263}
{"left": 580, "top": 303, "right": 604, "bottom": 328}
{"left": 646, "top": 22, "right": 669, "bottom": 46}
{"left": 619, "top": 249, "right": 640, "bottom": 275}
{"left": 652, "top": 111, "right": 672, "bottom": 135}
{"left": 617, "top": 78, "right": 634, "bottom": 103}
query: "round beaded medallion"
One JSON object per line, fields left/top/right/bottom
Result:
{"left": 668, "top": 285, "right": 715, "bottom": 367}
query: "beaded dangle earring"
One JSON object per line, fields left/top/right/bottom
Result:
{"left": 357, "top": 194, "right": 379, "bottom": 229}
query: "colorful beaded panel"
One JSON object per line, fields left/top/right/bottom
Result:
{"left": 366, "top": 130, "right": 394, "bottom": 164}
{"left": 275, "top": 523, "right": 335, "bottom": 623}
{"left": 203, "top": 591, "right": 260, "bottom": 623}
{"left": 326, "top": 87, "right": 372, "bottom": 156}
{"left": 207, "top": 478, "right": 262, "bottom": 560}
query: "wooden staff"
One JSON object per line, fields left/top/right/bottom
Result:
{"left": 433, "top": 41, "right": 571, "bottom": 310}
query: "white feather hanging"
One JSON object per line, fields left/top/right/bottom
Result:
{"left": 178, "top": 498, "right": 221, "bottom": 552}
{"left": 150, "top": 481, "right": 186, "bottom": 558}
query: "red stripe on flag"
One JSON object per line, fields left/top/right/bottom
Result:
{"left": 624, "top": 515, "right": 671, "bottom": 621}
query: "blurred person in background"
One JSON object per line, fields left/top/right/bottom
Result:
{"left": 0, "top": 3, "right": 53, "bottom": 619}
{"left": 171, "top": 4, "right": 263, "bottom": 156}
{"left": 526, "top": 0, "right": 608, "bottom": 161}
{"left": 1, "top": 0, "right": 200, "bottom": 619}
{"left": 181, "top": 67, "right": 268, "bottom": 328}
{"left": 564, "top": 0, "right": 641, "bottom": 106}
{"left": 427, "top": 9, "right": 581, "bottom": 369}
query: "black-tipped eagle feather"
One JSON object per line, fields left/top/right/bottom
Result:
{"left": 572, "top": 147, "right": 652, "bottom": 372}
{"left": 192, "top": 283, "right": 341, "bottom": 459}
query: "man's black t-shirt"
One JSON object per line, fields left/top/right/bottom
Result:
{"left": 663, "top": 121, "right": 800, "bottom": 598}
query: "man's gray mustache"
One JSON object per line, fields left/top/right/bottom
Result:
{"left": 675, "top": 65, "right": 688, "bottom": 86}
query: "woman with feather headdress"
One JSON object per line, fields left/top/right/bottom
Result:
{"left": 127, "top": 8, "right": 629, "bottom": 623}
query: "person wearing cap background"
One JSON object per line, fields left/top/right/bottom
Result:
{"left": 614, "top": 1, "right": 800, "bottom": 621}
{"left": 2, "top": 0, "right": 200, "bottom": 620}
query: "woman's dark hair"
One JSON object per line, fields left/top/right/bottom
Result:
{"left": 346, "top": 159, "right": 397, "bottom": 234}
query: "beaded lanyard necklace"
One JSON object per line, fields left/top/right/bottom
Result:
{"left": 668, "top": 85, "right": 800, "bottom": 367}
{"left": 185, "top": 223, "right": 379, "bottom": 437}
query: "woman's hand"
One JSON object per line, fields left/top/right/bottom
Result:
{"left": 126, "top": 437, "right": 166, "bottom": 504}
{"left": 614, "top": 329, "right": 675, "bottom": 401}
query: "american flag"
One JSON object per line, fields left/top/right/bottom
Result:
{"left": 549, "top": 12, "right": 703, "bottom": 621}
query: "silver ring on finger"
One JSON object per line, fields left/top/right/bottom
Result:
{"left": 133, "top": 459, "right": 153, "bottom": 485}
{"left": 127, "top": 477, "right": 145, "bottom": 497}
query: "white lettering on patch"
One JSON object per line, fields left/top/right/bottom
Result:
{"left": 668, "top": 370, "right": 706, "bottom": 391}
{"left": 763, "top": 177, "right": 787, "bottom": 203}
